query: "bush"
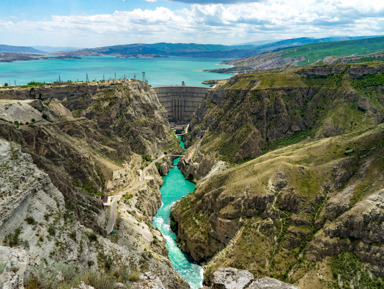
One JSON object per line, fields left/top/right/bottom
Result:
{"left": 48, "top": 225, "right": 56, "bottom": 236}
{"left": 25, "top": 217, "right": 36, "bottom": 225}
{"left": 87, "top": 232, "right": 97, "bottom": 242}
{"left": 141, "top": 154, "right": 152, "bottom": 162}
{"left": 3, "top": 228, "right": 22, "bottom": 247}
{"left": 129, "top": 270, "right": 141, "bottom": 281}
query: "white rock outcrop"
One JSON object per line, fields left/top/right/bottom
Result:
{"left": 211, "top": 268, "right": 300, "bottom": 289}
{"left": 0, "top": 246, "right": 30, "bottom": 289}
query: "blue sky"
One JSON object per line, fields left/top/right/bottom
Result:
{"left": 0, "top": 0, "right": 383, "bottom": 47}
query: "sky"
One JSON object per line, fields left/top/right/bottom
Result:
{"left": 0, "top": 0, "right": 383, "bottom": 48}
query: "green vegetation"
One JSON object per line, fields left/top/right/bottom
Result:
{"left": 87, "top": 232, "right": 98, "bottom": 242}
{"left": 20, "top": 81, "right": 46, "bottom": 88}
{"left": 330, "top": 251, "right": 384, "bottom": 289}
{"left": 141, "top": 154, "right": 152, "bottom": 162}
{"left": 48, "top": 225, "right": 56, "bottom": 236}
{"left": 282, "top": 37, "right": 384, "bottom": 65}
{"left": 263, "top": 129, "right": 315, "bottom": 154}
{"left": 72, "top": 181, "right": 104, "bottom": 196}
{"left": 25, "top": 216, "right": 36, "bottom": 225}
{"left": 3, "top": 228, "right": 22, "bottom": 247}
{"left": 352, "top": 72, "right": 384, "bottom": 89}
{"left": 219, "top": 37, "right": 384, "bottom": 74}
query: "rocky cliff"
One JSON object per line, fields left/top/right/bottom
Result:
{"left": 0, "top": 81, "right": 187, "bottom": 288}
{"left": 172, "top": 63, "right": 384, "bottom": 288}
{"left": 183, "top": 63, "right": 384, "bottom": 167}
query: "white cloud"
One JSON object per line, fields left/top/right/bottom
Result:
{"left": 1, "top": 0, "right": 384, "bottom": 46}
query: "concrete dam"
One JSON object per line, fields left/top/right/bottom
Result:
{"left": 153, "top": 85, "right": 209, "bottom": 123}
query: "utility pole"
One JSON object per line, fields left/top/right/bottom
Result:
{"left": 86, "top": 73, "right": 89, "bottom": 82}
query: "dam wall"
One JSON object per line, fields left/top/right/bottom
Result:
{"left": 153, "top": 85, "right": 209, "bottom": 122}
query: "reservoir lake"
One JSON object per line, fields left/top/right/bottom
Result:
{"left": 0, "top": 56, "right": 233, "bottom": 87}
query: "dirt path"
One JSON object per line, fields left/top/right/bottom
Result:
{"left": 105, "top": 153, "right": 166, "bottom": 234}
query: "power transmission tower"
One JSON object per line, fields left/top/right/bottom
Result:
{"left": 86, "top": 73, "right": 89, "bottom": 82}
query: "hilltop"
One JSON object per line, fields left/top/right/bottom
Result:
{"left": 62, "top": 37, "right": 371, "bottom": 59}
{"left": 206, "top": 36, "right": 384, "bottom": 73}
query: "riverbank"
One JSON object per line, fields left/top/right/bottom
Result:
{"left": 153, "top": 136, "right": 204, "bottom": 289}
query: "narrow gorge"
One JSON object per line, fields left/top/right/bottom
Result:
{"left": 2, "top": 62, "right": 384, "bottom": 289}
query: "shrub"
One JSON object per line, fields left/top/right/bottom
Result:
{"left": 129, "top": 270, "right": 141, "bottom": 281}
{"left": 87, "top": 232, "right": 97, "bottom": 242}
{"left": 48, "top": 225, "right": 56, "bottom": 236}
{"left": 25, "top": 217, "right": 36, "bottom": 225}
{"left": 3, "top": 228, "right": 22, "bottom": 247}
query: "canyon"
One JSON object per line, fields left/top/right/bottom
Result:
{"left": 1, "top": 62, "right": 384, "bottom": 289}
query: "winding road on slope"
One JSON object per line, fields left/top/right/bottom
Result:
{"left": 106, "top": 153, "right": 166, "bottom": 234}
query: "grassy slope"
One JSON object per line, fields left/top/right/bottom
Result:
{"left": 283, "top": 36, "right": 384, "bottom": 65}
{"left": 192, "top": 63, "right": 384, "bottom": 163}
{"left": 175, "top": 123, "right": 384, "bottom": 288}
{"left": 174, "top": 63, "right": 384, "bottom": 287}
{"left": 221, "top": 36, "right": 384, "bottom": 72}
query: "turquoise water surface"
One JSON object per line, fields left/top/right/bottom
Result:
{"left": 153, "top": 136, "right": 203, "bottom": 289}
{"left": 0, "top": 56, "right": 232, "bottom": 87}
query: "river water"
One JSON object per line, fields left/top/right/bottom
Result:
{"left": 152, "top": 137, "right": 203, "bottom": 289}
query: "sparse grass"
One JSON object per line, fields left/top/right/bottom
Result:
{"left": 3, "top": 227, "right": 22, "bottom": 247}
{"left": 25, "top": 263, "right": 132, "bottom": 289}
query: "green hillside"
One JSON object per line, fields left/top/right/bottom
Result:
{"left": 206, "top": 36, "right": 384, "bottom": 74}
{"left": 283, "top": 36, "right": 384, "bottom": 65}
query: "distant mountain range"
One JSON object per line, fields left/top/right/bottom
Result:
{"left": 62, "top": 36, "right": 381, "bottom": 59}
{"left": 33, "top": 46, "right": 81, "bottom": 53}
{"left": 205, "top": 36, "right": 384, "bottom": 74}
{"left": 1, "top": 35, "right": 383, "bottom": 62}
{"left": 0, "top": 45, "right": 42, "bottom": 53}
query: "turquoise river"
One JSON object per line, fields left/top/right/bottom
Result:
{"left": 0, "top": 56, "right": 232, "bottom": 87}
{"left": 153, "top": 138, "right": 203, "bottom": 289}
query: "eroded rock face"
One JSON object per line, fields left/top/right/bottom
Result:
{"left": 249, "top": 277, "right": 299, "bottom": 289}
{"left": 212, "top": 268, "right": 254, "bottom": 289}
{"left": 0, "top": 81, "right": 187, "bottom": 289}
{"left": 178, "top": 148, "right": 217, "bottom": 181}
{"left": 185, "top": 64, "right": 384, "bottom": 164}
{"left": 208, "top": 268, "right": 299, "bottom": 289}
{"left": 0, "top": 246, "right": 30, "bottom": 289}
{"left": 0, "top": 139, "right": 187, "bottom": 289}
{"left": 172, "top": 121, "right": 384, "bottom": 287}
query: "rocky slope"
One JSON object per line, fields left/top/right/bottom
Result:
{"left": 0, "top": 81, "right": 187, "bottom": 288}
{"left": 173, "top": 123, "right": 384, "bottom": 288}
{"left": 172, "top": 63, "right": 384, "bottom": 288}
{"left": 183, "top": 63, "right": 384, "bottom": 169}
